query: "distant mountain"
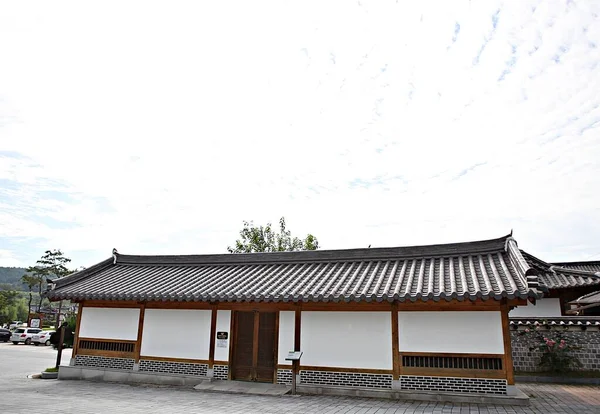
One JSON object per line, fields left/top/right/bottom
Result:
{"left": 0, "top": 267, "right": 28, "bottom": 290}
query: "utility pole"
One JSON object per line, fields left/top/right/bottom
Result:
{"left": 55, "top": 324, "right": 65, "bottom": 369}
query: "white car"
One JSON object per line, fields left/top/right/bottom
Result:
{"left": 9, "top": 321, "right": 24, "bottom": 330}
{"left": 32, "top": 330, "right": 55, "bottom": 346}
{"left": 10, "top": 328, "right": 43, "bottom": 345}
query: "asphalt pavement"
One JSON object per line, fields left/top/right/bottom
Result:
{"left": 1, "top": 342, "right": 599, "bottom": 414}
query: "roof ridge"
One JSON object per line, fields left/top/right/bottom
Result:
{"left": 115, "top": 234, "right": 514, "bottom": 266}
{"left": 552, "top": 260, "right": 600, "bottom": 265}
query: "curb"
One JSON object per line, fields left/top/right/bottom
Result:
{"left": 41, "top": 371, "right": 59, "bottom": 379}
{"left": 516, "top": 376, "right": 600, "bottom": 385}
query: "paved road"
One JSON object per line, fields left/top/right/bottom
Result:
{"left": 1, "top": 342, "right": 599, "bottom": 413}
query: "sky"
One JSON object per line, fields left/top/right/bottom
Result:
{"left": 0, "top": 0, "right": 599, "bottom": 269}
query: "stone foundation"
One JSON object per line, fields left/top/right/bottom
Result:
{"left": 74, "top": 355, "right": 135, "bottom": 370}
{"left": 399, "top": 375, "right": 507, "bottom": 395}
{"left": 139, "top": 359, "right": 208, "bottom": 376}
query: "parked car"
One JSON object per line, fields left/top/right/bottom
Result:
{"left": 0, "top": 328, "right": 10, "bottom": 342}
{"left": 9, "top": 321, "right": 24, "bottom": 329}
{"left": 10, "top": 328, "right": 43, "bottom": 345}
{"left": 32, "top": 330, "right": 55, "bottom": 346}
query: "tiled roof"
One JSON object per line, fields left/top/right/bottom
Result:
{"left": 520, "top": 251, "right": 600, "bottom": 290}
{"left": 569, "top": 290, "right": 600, "bottom": 305}
{"left": 48, "top": 234, "right": 542, "bottom": 303}
{"left": 552, "top": 261, "right": 600, "bottom": 273}
{"left": 510, "top": 316, "right": 600, "bottom": 327}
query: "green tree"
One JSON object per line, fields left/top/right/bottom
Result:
{"left": 0, "top": 289, "right": 19, "bottom": 324}
{"left": 20, "top": 274, "right": 38, "bottom": 314}
{"left": 30, "top": 250, "right": 72, "bottom": 311}
{"left": 228, "top": 217, "right": 319, "bottom": 253}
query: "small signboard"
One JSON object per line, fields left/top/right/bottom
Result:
{"left": 29, "top": 318, "right": 41, "bottom": 328}
{"left": 216, "top": 331, "right": 228, "bottom": 348}
{"left": 285, "top": 351, "right": 303, "bottom": 361}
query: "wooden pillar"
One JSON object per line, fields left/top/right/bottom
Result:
{"left": 208, "top": 304, "right": 218, "bottom": 368}
{"left": 252, "top": 311, "right": 260, "bottom": 380}
{"left": 501, "top": 302, "right": 515, "bottom": 385}
{"left": 134, "top": 303, "right": 145, "bottom": 363}
{"left": 72, "top": 302, "right": 84, "bottom": 357}
{"left": 227, "top": 311, "right": 236, "bottom": 380}
{"left": 391, "top": 302, "right": 400, "bottom": 380}
{"left": 294, "top": 306, "right": 301, "bottom": 352}
{"left": 293, "top": 305, "right": 302, "bottom": 381}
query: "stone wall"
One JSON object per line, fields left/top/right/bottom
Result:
{"left": 511, "top": 328, "right": 600, "bottom": 372}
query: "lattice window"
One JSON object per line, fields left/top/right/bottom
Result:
{"left": 79, "top": 339, "right": 135, "bottom": 353}
{"left": 402, "top": 355, "right": 503, "bottom": 370}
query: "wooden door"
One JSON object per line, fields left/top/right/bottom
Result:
{"left": 231, "top": 311, "right": 254, "bottom": 381}
{"left": 256, "top": 312, "right": 276, "bottom": 382}
{"left": 231, "top": 311, "right": 277, "bottom": 382}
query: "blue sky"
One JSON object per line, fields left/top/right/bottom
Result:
{"left": 1, "top": 0, "right": 599, "bottom": 268}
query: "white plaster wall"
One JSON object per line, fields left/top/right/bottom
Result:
{"left": 79, "top": 307, "right": 139, "bottom": 340}
{"left": 214, "top": 310, "right": 231, "bottom": 362}
{"left": 509, "top": 298, "right": 562, "bottom": 317}
{"left": 398, "top": 311, "right": 504, "bottom": 354}
{"left": 278, "top": 311, "right": 295, "bottom": 365}
{"left": 141, "top": 309, "right": 211, "bottom": 359}
{"left": 301, "top": 311, "right": 392, "bottom": 369}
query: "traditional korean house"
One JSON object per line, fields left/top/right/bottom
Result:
{"left": 509, "top": 252, "right": 600, "bottom": 317}
{"left": 568, "top": 290, "right": 600, "bottom": 316}
{"left": 47, "top": 234, "right": 542, "bottom": 399}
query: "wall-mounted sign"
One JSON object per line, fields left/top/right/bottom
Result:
{"left": 216, "top": 331, "right": 228, "bottom": 348}
{"left": 285, "top": 351, "right": 303, "bottom": 361}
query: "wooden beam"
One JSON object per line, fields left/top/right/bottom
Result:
{"left": 138, "top": 356, "right": 210, "bottom": 364}
{"left": 77, "top": 349, "right": 136, "bottom": 359}
{"left": 501, "top": 302, "right": 515, "bottom": 385}
{"left": 297, "top": 365, "right": 394, "bottom": 375}
{"left": 78, "top": 337, "right": 137, "bottom": 344}
{"left": 391, "top": 302, "right": 399, "bottom": 380}
{"left": 273, "top": 311, "right": 280, "bottom": 384}
{"left": 72, "top": 302, "right": 84, "bottom": 357}
{"left": 293, "top": 306, "right": 302, "bottom": 382}
{"left": 252, "top": 311, "right": 260, "bottom": 381}
{"left": 294, "top": 306, "right": 301, "bottom": 352}
{"left": 227, "top": 311, "right": 236, "bottom": 380}
{"left": 81, "top": 300, "right": 144, "bottom": 308}
{"left": 399, "top": 367, "right": 506, "bottom": 379}
{"left": 79, "top": 298, "right": 504, "bottom": 312}
{"left": 208, "top": 305, "right": 218, "bottom": 368}
{"left": 134, "top": 303, "right": 145, "bottom": 363}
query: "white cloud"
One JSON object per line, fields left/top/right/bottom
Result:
{"left": 0, "top": 0, "right": 599, "bottom": 267}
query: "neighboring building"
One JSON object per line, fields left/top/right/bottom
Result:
{"left": 47, "top": 234, "right": 542, "bottom": 398}
{"left": 509, "top": 252, "right": 600, "bottom": 317}
{"left": 568, "top": 290, "right": 600, "bottom": 316}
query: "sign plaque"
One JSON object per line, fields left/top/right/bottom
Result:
{"left": 216, "top": 331, "right": 228, "bottom": 348}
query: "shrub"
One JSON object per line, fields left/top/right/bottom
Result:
{"left": 520, "top": 325, "right": 582, "bottom": 374}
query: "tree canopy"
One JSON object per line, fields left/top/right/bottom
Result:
{"left": 227, "top": 217, "right": 319, "bottom": 253}
{"left": 21, "top": 249, "right": 73, "bottom": 313}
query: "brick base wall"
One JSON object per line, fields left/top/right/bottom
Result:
{"left": 138, "top": 359, "right": 208, "bottom": 376}
{"left": 277, "top": 369, "right": 293, "bottom": 385}
{"left": 511, "top": 330, "right": 600, "bottom": 372}
{"left": 400, "top": 375, "right": 507, "bottom": 395}
{"left": 213, "top": 364, "right": 228, "bottom": 380}
{"left": 74, "top": 355, "right": 134, "bottom": 370}
{"left": 300, "top": 370, "right": 393, "bottom": 389}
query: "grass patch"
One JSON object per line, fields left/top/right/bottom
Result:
{"left": 44, "top": 367, "right": 58, "bottom": 373}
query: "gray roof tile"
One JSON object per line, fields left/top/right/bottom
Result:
{"left": 520, "top": 251, "right": 600, "bottom": 289}
{"left": 48, "top": 234, "right": 542, "bottom": 303}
